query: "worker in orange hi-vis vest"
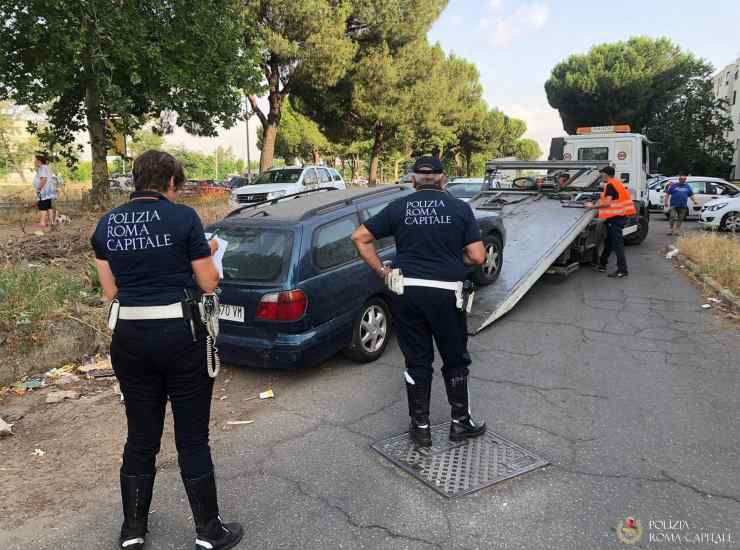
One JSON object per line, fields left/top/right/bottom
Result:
{"left": 585, "top": 166, "right": 636, "bottom": 279}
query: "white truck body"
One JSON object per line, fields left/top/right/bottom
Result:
{"left": 469, "top": 127, "right": 653, "bottom": 333}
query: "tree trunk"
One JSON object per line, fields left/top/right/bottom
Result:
{"left": 260, "top": 122, "right": 278, "bottom": 172}
{"left": 368, "top": 126, "right": 383, "bottom": 186}
{"left": 252, "top": 66, "right": 285, "bottom": 173}
{"left": 85, "top": 83, "right": 109, "bottom": 207}
{"left": 312, "top": 150, "right": 320, "bottom": 165}
{"left": 350, "top": 154, "right": 359, "bottom": 184}
{"left": 465, "top": 152, "right": 472, "bottom": 177}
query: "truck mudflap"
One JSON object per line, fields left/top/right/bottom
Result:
{"left": 468, "top": 194, "right": 595, "bottom": 334}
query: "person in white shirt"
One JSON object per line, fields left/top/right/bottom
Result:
{"left": 32, "top": 153, "right": 58, "bottom": 228}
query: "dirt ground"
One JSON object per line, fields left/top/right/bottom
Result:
{"left": 0, "top": 366, "right": 278, "bottom": 531}
{"left": 0, "top": 199, "right": 262, "bottom": 531}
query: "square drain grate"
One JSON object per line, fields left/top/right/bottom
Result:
{"left": 371, "top": 423, "right": 549, "bottom": 498}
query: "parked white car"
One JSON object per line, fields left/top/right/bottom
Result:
{"left": 699, "top": 196, "right": 740, "bottom": 231}
{"left": 647, "top": 176, "right": 670, "bottom": 210}
{"left": 660, "top": 177, "right": 739, "bottom": 219}
{"left": 230, "top": 165, "right": 347, "bottom": 205}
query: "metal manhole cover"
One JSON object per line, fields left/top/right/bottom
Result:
{"left": 371, "top": 423, "right": 549, "bottom": 498}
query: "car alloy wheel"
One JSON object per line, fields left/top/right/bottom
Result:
{"left": 723, "top": 212, "right": 740, "bottom": 232}
{"left": 359, "top": 304, "right": 387, "bottom": 354}
{"left": 483, "top": 243, "right": 500, "bottom": 277}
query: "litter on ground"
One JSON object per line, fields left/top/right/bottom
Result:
{"left": 45, "top": 390, "right": 81, "bottom": 404}
{"left": 0, "top": 417, "right": 14, "bottom": 437}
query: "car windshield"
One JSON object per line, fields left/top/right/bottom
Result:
{"left": 248, "top": 169, "right": 302, "bottom": 186}
{"left": 447, "top": 182, "right": 482, "bottom": 198}
{"left": 214, "top": 228, "right": 292, "bottom": 282}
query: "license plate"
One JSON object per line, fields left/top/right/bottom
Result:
{"left": 219, "top": 304, "right": 245, "bottom": 323}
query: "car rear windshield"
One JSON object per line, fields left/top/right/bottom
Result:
{"left": 214, "top": 228, "right": 292, "bottom": 282}
{"left": 447, "top": 182, "right": 482, "bottom": 198}
{"left": 249, "top": 169, "right": 302, "bottom": 185}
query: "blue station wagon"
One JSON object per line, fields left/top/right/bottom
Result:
{"left": 207, "top": 186, "right": 505, "bottom": 369}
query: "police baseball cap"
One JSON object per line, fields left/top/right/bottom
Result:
{"left": 413, "top": 156, "right": 445, "bottom": 174}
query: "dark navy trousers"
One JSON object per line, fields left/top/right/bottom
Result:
{"left": 600, "top": 216, "right": 628, "bottom": 273}
{"left": 111, "top": 319, "right": 214, "bottom": 479}
{"left": 392, "top": 286, "right": 471, "bottom": 384}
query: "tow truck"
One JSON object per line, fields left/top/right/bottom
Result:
{"left": 469, "top": 125, "right": 652, "bottom": 333}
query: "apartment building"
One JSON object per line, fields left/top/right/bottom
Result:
{"left": 712, "top": 58, "right": 740, "bottom": 180}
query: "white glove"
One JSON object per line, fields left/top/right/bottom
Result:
{"left": 385, "top": 268, "right": 404, "bottom": 295}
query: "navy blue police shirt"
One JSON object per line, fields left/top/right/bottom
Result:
{"left": 364, "top": 189, "right": 481, "bottom": 282}
{"left": 90, "top": 191, "right": 211, "bottom": 306}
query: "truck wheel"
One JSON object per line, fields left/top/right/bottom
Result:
{"left": 343, "top": 297, "right": 391, "bottom": 363}
{"left": 625, "top": 214, "right": 650, "bottom": 245}
{"left": 472, "top": 235, "right": 503, "bottom": 286}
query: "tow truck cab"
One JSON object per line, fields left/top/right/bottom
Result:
{"left": 556, "top": 125, "right": 651, "bottom": 244}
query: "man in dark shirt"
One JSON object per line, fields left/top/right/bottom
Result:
{"left": 351, "top": 157, "right": 487, "bottom": 446}
{"left": 588, "top": 166, "right": 634, "bottom": 278}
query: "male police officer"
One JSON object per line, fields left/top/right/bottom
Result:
{"left": 351, "top": 157, "right": 487, "bottom": 446}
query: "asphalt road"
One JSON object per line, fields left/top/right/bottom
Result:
{"left": 4, "top": 217, "right": 739, "bottom": 550}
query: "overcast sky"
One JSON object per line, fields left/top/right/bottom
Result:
{"left": 427, "top": 0, "right": 740, "bottom": 155}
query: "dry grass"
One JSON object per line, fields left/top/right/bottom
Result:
{"left": 183, "top": 195, "right": 233, "bottom": 226}
{"left": 677, "top": 233, "right": 740, "bottom": 295}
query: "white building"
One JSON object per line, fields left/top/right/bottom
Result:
{"left": 711, "top": 58, "right": 740, "bottom": 180}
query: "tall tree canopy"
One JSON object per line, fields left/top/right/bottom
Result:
{"left": 243, "top": 0, "right": 357, "bottom": 172}
{"left": 545, "top": 37, "right": 706, "bottom": 134}
{"left": 291, "top": 0, "right": 448, "bottom": 184}
{"left": 545, "top": 36, "right": 732, "bottom": 176}
{"left": 0, "top": 0, "right": 259, "bottom": 202}
{"left": 260, "top": 101, "right": 330, "bottom": 165}
{"left": 646, "top": 78, "right": 734, "bottom": 176}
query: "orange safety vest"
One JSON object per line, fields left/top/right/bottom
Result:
{"left": 597, "top": 178, "right": 637, "bottom": 219}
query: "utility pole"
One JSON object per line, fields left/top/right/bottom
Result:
{"left": 243, "top": 98, "right": 254, "bottom": 179}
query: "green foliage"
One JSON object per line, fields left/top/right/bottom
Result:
{"left": 546, "top": 36, "right": 732, "bottom": 175}
{"left": 512, "top": 138, "right": 542, "bottom": 161}
{"left": 0, "top": 264, "right": 87, "bottom": 332}
{"left": 545, "top": 37, "right": 708, "bottom": 133}
{"left": 129, "top": 129, "right": 165, "bottom": 159}
{"left": 169, "top": 146, "right": 244, "bottom": 180}
{"left": 242, "top": 0, "right": 359, "bottom": 170}
{"left": 259, "top": 101, "right": 330, "bottom": 164}
{"left": 0, "top": 102, "right": 38, "bottom": 181}
{"left": 646, "top": 79, "right": 734, "bottom": 177}
{"left": 52, "top": 160, "right": 92, "bottom": 183}
{"left": 0, "top": 0, "right": 261, "bottom": 200}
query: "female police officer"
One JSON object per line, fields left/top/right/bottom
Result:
{"left": 91, "top": 150, "right": 243, "bottom": 550}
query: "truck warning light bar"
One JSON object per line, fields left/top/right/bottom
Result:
{"left": 576, "top": 124, "right": 631, "bottom": 134}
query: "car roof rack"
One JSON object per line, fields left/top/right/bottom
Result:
{"left": 225, "top": 187, "right": 339, "bottom": 218}
{"left": 298, "top": 185, "right": 409, "bottom": 220}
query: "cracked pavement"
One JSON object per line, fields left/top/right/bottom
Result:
{"left": 3, "top": 218, "right": 739, "bottom": 550}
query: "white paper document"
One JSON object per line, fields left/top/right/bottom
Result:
{"left": 205, "top": 233, "right": 229, "bottom": 279}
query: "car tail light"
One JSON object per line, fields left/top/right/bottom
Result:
{"left": 256, "top": 290, "right": 307, "bottom": 321}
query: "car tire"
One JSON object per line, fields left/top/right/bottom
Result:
{"left": 472, "top": 234, "right": 504, "bottom": 286}
{"left": 343, "top": 297, "right": 391, "bottom": 363}
{"left": 625, "top": 213, "right": 650, "bottom": 245}
{"left": 720, "top": 211, "right": 740, "bottom": 232}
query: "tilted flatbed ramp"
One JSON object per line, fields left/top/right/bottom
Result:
{"left": 469, "top": 192, "right": 595, "bottom": 334}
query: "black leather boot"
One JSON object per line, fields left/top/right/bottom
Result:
{"left": 405, "top": 376, "right": 432, "bottom": 447}
{"left": 119, "top": 472, "right": 155, "bottom": 549}
{"left": 183, "top": 471, "right": 244, "bottom": 550}
{"left": 444, "top": 374, "right": 486, "bottom": 441}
